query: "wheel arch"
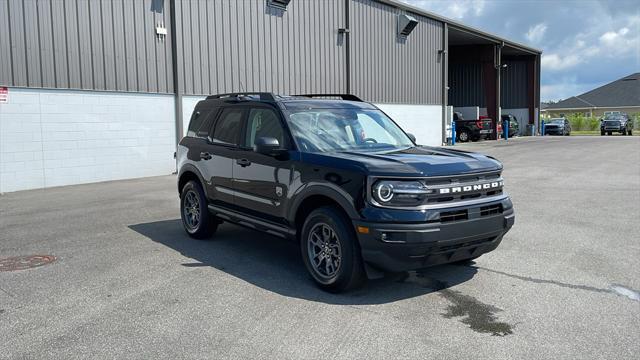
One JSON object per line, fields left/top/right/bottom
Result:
{"left": 178, "top": 164, "right": 208, "bottom": 198}
{"left": 289, "top": 186, "right": 360, "bottom": 241}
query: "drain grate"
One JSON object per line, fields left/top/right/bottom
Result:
{"left": 0, "top": 255, "right": 57, "bottom": 272}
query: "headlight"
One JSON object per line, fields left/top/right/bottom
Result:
{"left": 372, "top": 180, "right": 432, "bottom": 206}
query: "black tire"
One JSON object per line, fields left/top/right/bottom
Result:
{"left": 300, "top": 206, "right": 366, "bottom": 293}
{"left": 457, "top": 129, "right": 470, "bottom": 143}
{"left": 629, "top": 130, "right": 633, "bottom": 136}
{"left": 180, "top": 180, "right": 217, "bottom": 239}
{"left": 601, "top": 130, "right": 605, "bottom": 136}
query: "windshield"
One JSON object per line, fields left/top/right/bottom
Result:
{"left": 604, "top": 115, "right": 624, "bottom": 121}
{"left": 549, "top": 119, "right": 564, "bottom": 124}
{"left": 286, "top": 108, "right": 414, "bottom": 153}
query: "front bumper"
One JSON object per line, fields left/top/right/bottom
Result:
{"left": 544, "top": 128, "right": 564, "bottom": 135}
{"left": 354, "top": 197, "right": 514, "bottom": 273}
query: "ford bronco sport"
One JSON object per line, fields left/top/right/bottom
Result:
{"left": 176, "top": 93, "right": 515, "bottom": 292}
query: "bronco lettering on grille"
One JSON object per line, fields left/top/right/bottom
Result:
{"left": 438, "top": 181, "right": 503, "bottom": 194}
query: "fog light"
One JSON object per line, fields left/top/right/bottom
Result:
{"left": 380, "top": 233, "right": 388, "bottom": 241}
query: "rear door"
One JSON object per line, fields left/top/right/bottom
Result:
{"left": 231, "top": 106, "right": 295, "bottom": 223}
{"left": 200, "top": 106, "right": 245, "bottom": 207}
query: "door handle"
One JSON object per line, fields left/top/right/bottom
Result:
{"left": 236, "top": 158, "right": 251, "bottom": 167}
{"left": 200, "top": 152, "right": 212, "bottom": 160}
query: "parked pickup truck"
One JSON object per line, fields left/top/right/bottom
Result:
{"left": 454, "top": 112, "right": 494, "bottom": 142}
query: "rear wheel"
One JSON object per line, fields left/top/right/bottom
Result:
{"left": 300, "top": 207, "right": 366, "bottom": 292}
{"left": 180, "top": 180, "right": 217, "bottom": 239}
{"left": 457, "top": 129, "right": 470, "bottom": 143}
{"left": 629, "top": 130, "right": 633, "bottom": 135}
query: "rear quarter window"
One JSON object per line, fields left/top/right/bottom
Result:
{"left": 187, "top": 107, "right": 218, "bottom": 138}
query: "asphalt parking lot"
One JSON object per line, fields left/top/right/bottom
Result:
{"left": 1, "top": 136, "right": 639, "bottom": 359}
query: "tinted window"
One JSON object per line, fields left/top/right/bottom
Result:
{"left": 212, "top": 108, "right": 243, "bottom": 145}
{"left": 244, "top": 108, "right": 285, "bottom": 148}
{"left": 187, "top": 108, "right": 216, "bottom": 138}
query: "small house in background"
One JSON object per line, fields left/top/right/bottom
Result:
{"left": 542, "top": 73, "right": 640, "bottom": 119}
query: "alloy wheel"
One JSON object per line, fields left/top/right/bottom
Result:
{"left": 307, "top": 223, "right": 342, "bottom": 279}
{"left": 183, "top": 190, "right": 201, "bottom": 230}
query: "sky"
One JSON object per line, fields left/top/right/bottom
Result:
{"left": 403, "top": 0, "right": 640, "bottom": 102}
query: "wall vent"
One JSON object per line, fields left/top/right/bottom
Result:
{"left": 268, "top": 0, "right": 291, "bottom": 10}
{"left": 398, "top": 14, "right": 418, "bottom": 37}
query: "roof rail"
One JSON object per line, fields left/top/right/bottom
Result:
{"left": 295, "top": 94, "right": 363, "bottom": 102}
{"left": 206, "top": 92, "right": 277, "bottom": 101}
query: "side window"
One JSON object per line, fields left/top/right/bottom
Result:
{"left": 211, "top": 108, "right": 244, "bottom": 145}
{"left": 244, "top": 108, "right": 285, "bottom": 148}
{"left": 187, "top": 107, "right": 219, "bottom": 138}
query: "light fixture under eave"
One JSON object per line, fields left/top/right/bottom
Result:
{"left": 268, "top": 0, "right": 291, "bottom": 10}
{"left": 398, "top": 14, "right": 418, "bottom": 37}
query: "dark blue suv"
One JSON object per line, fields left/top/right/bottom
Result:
{"left": 176, "top": 93, "right": 515, "bottom": 292}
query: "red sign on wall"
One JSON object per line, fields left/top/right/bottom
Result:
{"left": 0, "top": 87, "right": 8, "bottom": 103}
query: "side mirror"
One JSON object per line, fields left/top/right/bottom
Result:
{"left": 254, "top": 137, "right": 285, "bottom": 156}
{"left": 406, "top": 133, "right": 417, "bottom": 143}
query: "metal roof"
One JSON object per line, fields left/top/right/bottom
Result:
{"left": 376, "top": 0, "right": 542, "bottom": 55}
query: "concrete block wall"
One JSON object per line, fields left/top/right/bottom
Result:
{"left": 375, "top": 104, "right": 443, "bottom": 146}
{"left": 0, "top": 88, "right": 176, "bottom": 193}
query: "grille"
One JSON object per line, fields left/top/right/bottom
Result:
{"left": 604, "top": 121, "right": 620, "bottom": 127}
{"left": 422, "top": 171, "right": 504, "bottom": 205}
{"left": 431, "top": 237, "right": 495, "bottom": 253}
{"left": 480, "top": 204, "right": 503, "bottom": 216}
{"left": 440, "top": 209, "right": 468, "bottom": 223}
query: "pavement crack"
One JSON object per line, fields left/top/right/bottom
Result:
{"left": 476, "top": 266, "right": 639, "bottom": 302}
{"left": 0, "top": 286, "right": 16, "bottom": 298}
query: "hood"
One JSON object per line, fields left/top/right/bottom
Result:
{"left": 307, "top": 146, "right": 502, "bottom": 177}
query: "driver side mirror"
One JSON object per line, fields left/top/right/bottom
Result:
{"left": 254, "top": 137, "right": 286, "bottom": 157}
{"left": 406, "top": 133, "right": 416, "bottom": 143}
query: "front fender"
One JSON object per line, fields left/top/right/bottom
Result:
{"left": 287, "top": 182, "right": 361, "bottom": 225}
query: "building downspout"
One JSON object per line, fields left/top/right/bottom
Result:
{"left": 344, "top": 0, "right": 351, "bottom": 94}
{"left": 441, "top": 23, "right": 448, "bottom": 145}
{"left": 169, "top": 0, "right": 183, "bottom": 147}
{"left": 495, "top": 42, "right": 503, "bottom": 140}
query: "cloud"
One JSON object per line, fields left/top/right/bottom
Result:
{"left": 541, "top": 54, "right": 581, "bottom": 71}
{"left": 404, "top": 0, "right": 640, "bottom": 102}
{"left": 525, "top": 23, "right": 547, "bottom": 44}
{"left": 403, "top": 0, "right": 486, "bottom": 20}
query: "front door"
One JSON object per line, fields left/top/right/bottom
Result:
{"left": 232, "top": 106, "right": 295, "bottom": 223}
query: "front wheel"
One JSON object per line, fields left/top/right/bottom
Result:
{"left": 300, "top": 207, "right": 366, "bottom": 292}
{"left": 601, "top": 130, "right": 605, "bottom": 136}
{"left": 180, "top": 180, "right": 217, "bottom": 239}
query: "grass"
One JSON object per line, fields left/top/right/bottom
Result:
{"left": 570, "top": 130, "right": 638, "bottom": 136}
